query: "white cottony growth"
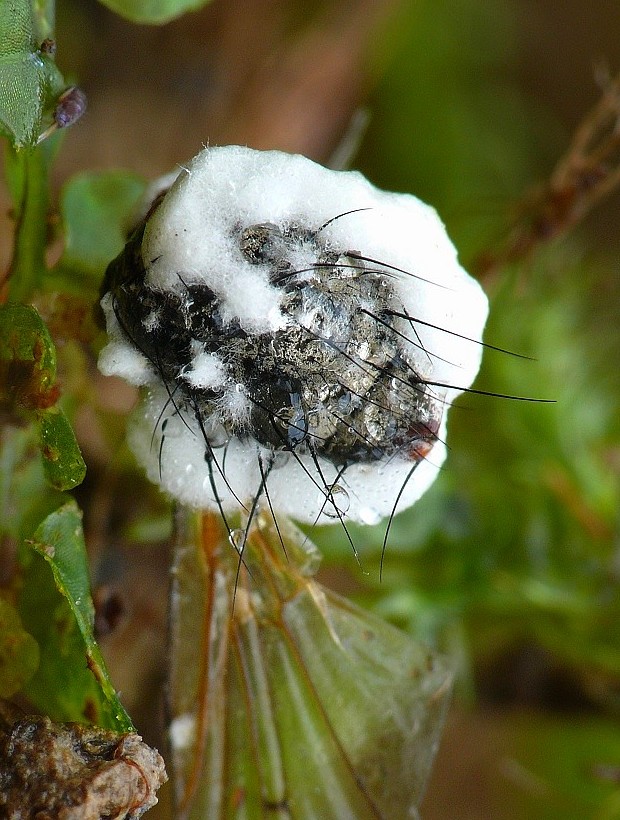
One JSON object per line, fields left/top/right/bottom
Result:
{"left": 180, "top": 351, "right": 226, "bottom": 390}
{"left": 99, "top": 145, "right": 488, "bottom": 526}
{"left": 127, "top": 383, "right": 449, "bottom": 523}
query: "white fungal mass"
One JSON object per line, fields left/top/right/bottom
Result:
{"left": 99, "top": 146, "right": 488, "bottom": 526}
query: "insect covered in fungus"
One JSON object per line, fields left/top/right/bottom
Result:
{"left": 99, "top": 145, "right": 489, "bottom": 542}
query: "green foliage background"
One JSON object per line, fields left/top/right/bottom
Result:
{"left": 1, "top": 0, "right": 620, "bottom": 817}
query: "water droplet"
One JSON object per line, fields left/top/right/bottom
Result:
{"left": 204, "top": 416, "right": 229, "bottom": 448}
{"left": 322, "top": 484, "right": 350, "bottom": 518}
{"left": 363, "top": 404, "right": 397, "bottom": 443}
{"left": 228, "top": 528, "right": 245, "bottom": 551}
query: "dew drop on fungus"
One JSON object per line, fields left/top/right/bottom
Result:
{"left": 321, "top": 484, "right": 351, "bottom": 518}
{"left": 203, "top": 417, "right": 229, "bottom": 449}
{"left": 228, "top": 528, "right": 245, "bottom": 552}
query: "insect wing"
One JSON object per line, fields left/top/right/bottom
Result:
{"left": 167, "top": 509, "right": 452, "bottom": 819}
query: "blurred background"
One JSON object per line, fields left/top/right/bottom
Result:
{"left": 4, "top": 0, "right": 620, "bottom": 816}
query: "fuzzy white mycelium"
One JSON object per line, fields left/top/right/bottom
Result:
{"left": 99, "top": 145, "right": 488, "bottom": 527}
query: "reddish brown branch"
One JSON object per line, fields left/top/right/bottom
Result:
{"left": 475, "top": 71, "right": 620, "bottom": 278}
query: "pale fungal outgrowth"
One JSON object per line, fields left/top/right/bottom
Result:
{"left": 100, "top": 145, "right": 488, "bottom": 528}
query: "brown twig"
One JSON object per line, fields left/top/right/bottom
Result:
{"left": 474, "top": 71, "right": 620, "bottom": 279}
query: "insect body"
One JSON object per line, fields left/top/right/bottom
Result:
{"left": 99, "top": 146, "right": 488, "bottom": 530}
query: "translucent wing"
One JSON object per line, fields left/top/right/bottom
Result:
{"left": 167, "top": 510, "right": 452, "bottom": 819}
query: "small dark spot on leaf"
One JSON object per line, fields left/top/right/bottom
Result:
{"left": 41, "top": 443, "right": 60, "bottom": 463}
{"left": 82, "top": 698, "right": 98, "bottom": 724}
{"left": 54, "top": 610, "right": 74, "bottom": 639}
{"left": 36, "top": 384, "right": 60, "bottom": 410}
{"left": 86, "top": 652, "right": 106, "bottom": 686}
{"left": 40, "top": 38, "right": 56, "bottom": 55}
{"left": 32, "top": 336, "right": 45, "bottom": 364}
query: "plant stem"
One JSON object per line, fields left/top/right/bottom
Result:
{"left": 1, "top": 0, "right": 58, "bottom": 304}
{"left": 33, "top": 0, "right": 55, "bottom": 41}
{"left": 3, "top": 144, "right": 52, "bottom": 304}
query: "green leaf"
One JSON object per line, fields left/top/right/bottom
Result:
{"left": 0, "top": 304, "right": 86, "bottom": 490}
{"left": 0, "top": 425, "right": 64, "bottom": 549}
{"left": 3, "top": 138, "right": 58, "bottom": 301}
{"left": 58, "top": 170, "right": 147, "bottom": 283}
{"left": 19, "top": 502, "right": 134, "bottom": 731}
{"left": 168, "top": 511, "right": 452, "bottom": 818}
{"left": 0, "top": 597, "right": 39, "bottom": 698}
{"left": 37, "top": 406, "right": 86, "bottom": 490}
{"left": 0, "top": 303, "right": 57, "bottom": 411}
{"left": 0, "top": 57, "right": 46, "bottom": 148}
{"left": 0, "top": 0, "right": 34, "bottom": 53}
{"left": 0, "top": 0, "right": 64, "bottom": 148}
{"left": 95, "top": 0, "right": 211, "bottom": 25}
